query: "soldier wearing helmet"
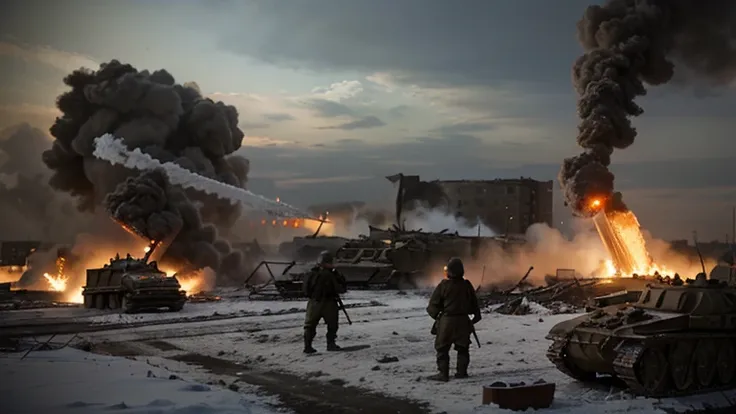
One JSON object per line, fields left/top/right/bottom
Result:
{"left": 426, "top": 257, "right": 482, "bottom": 381}
{"left": 302, "top": 250, "right": 347, "bottom": 354}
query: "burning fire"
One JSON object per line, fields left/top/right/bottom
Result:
{"left": 159, "top": 266, "right": 205, "bottom": 295}
{"left": 43, "top": 272, "right": 68, "bottom": 291}
{"left": 594, "top": 209, "right": 674, "bottom": 278}
{"left": 43, "top": 257, "right": 68, "bottom": 291}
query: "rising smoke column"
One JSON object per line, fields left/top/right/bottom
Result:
{"left": 42, "top": 60, "right": 252, "bottom": 280}
{"left": 559, "top": 0, "right": 736, "bottom": 217}
{"left": 105, "top": 169, "right": 243, "bottom": 274}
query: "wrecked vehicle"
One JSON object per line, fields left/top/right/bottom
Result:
{"left": 546, "top": 274, "right": 736, "bottom": 397}
{"left": 82, "top": 242, "right": 187, "bottom": 313}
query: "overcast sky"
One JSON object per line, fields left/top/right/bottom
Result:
{"left": 0, "top": 0, "right": 735, "bottom": 241}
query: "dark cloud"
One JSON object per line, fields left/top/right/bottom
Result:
{"left": 262, "top": 112, "right": 294, "bottom": 122}
{"left": 221, "top": 0, "right": 591, "bottom": 91}
{"left": 318, "top": 115, "right": 386, "bottom": 131}
{"left": 387, "top": 105, "right": 409, "bottom": 119}
{"left": 241, "top": 122, "right": 270, "bottom": 129}
{"left": 431, "top": 122, "right": 497, "bottom": 135}
{"left": 304, "top": 98, "right": 356, "bottom": 118}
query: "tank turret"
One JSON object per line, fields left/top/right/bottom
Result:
{"left": 546, "top": 275, "right": 736, "bottom": 397}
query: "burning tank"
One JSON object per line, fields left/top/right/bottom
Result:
{"left": 546, "top": 273, "right": 736, "bottom": 397}
{"left": 82, "top": 240, "right": 187, "bottom": 313}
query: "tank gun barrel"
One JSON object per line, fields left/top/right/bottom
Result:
{"left": 142, "top": 240, "right": 160, "bottom": 263}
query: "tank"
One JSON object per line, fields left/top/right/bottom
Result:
{"left": 545, "top": 273, "right": 736, "bottom": 397}
{"left": 278, "top": 235, "right": 350, "bottom": 261}
{"left": 333, "top": 244, "right": 428, "bottom": 289}
{"left": 82, "top": 253, "right": 187, "bottom": 313}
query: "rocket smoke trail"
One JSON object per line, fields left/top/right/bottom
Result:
{"left": 40, "top": 60, "right": 260, "bottom": 279}
{"left": 559, "top": 0, "right": 736, "bottom": 217}
{"left": 93, "top": 134, "right": 308, "bottom": 218}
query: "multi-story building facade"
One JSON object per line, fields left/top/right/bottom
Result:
{"left": 392, "top": 175, "right": 553, "bottom": 235}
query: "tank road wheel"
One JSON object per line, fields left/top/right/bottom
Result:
{"left": 669, "top": 341, "right": 696, "bottom": 391}
{"left": 168, "top": 303, "right": 184, "bottom": 312}
{"left": 108, "top": 294, "right": 120, "bottom": 310}
{"left": 716, "top": 340, "right": 736, "bottom": 385}
{"left": 121, "top": 295, "right": 135, "bottom": 314}
{"left": 636, "top": 347, "right": 669, "bottom": 395}
{"left": 95, "top": 294, "right": 107, "bottom": 310}
{"left": 694, "top": 340, "right": 718, "bottom": 387}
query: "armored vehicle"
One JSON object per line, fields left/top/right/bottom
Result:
{"left": 82, "top": 248, "right": 187, "bottom": 313}
{"left": 546, "top": 274, "right": 736, "bottom": 397}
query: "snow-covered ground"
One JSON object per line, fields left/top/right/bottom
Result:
{"left": 0, "top": 290, "right": 390, "bottom": 327}
{"left": 5, "top": 290, "right": 736, "bottom": 413}
{"left": 0, "top": 347, "right": 287, "bottom": 414}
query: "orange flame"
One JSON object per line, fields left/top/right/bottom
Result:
{"left": 597, "top": 210, "right": 674, "bottom": 277}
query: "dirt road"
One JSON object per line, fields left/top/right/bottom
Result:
{"left": 91, "top": 340, "right": 430, "bottom": 414}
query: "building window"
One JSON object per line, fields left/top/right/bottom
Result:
{"left": 506, "top": 186, "right": 515, "bottom": 195}
{"left": 476, "top": 199, "right": 484, "bottom": 208}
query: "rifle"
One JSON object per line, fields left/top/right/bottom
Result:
{"left": 335, "top": 294, "right": 352, "bottom": 325}
{"left": 430, "top": 312, "right": 481, "bottom": 348}
{"left": 470, "top": 323, "right": 481, "bottom": 348}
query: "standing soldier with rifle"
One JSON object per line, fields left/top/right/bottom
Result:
{"left": 426, "top": 257, "right": 482, "bottom": 382}
{"left": 303, "top": 250, "right": 348, "bottom": 354}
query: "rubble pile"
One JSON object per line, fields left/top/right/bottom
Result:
{"left": 0, "top": 286, "right": 72, "bottom": 310}
{"left": 479, "top": 273, "right": 661, "bottom": 316}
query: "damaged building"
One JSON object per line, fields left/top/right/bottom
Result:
{"left": 388, "top": 174, "right": 553, "bottom": 235}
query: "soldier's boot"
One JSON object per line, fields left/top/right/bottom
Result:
{"left": 455, "top": 348, "right": 470, "bottom": 378}
{"left": 303, "top": 329, "right": 317, "bottom": 354}
{"left": 428, "top": 358, "right": 450, "bottom": 382}
{"left": 326, "top": 322, "right": 340, "bottom": 351}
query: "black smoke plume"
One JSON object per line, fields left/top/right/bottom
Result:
{"left": 559, "top": 0, "right": 736, "bottom": 217}
{"left": 42, "top": 60, "right": 251, "bottom": 280}
{"left": 105, "top": 169, "right": 243, "bottom": 274}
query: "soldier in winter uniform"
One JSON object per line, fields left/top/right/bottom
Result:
{"left": 426, "top": 257, "right": 482, "bottom": 381}
{"left": 303, "top": 250, "right": 348, "bottom": 354}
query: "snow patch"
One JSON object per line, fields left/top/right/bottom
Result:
{"left": 0, "top": 347, "right": 286, "bottom": 414}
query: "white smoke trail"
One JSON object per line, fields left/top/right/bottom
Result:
{"left": 93, "top": 134, "right": 310, "bottom": 219}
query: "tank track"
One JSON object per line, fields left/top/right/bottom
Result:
{"left": 549, "top": 336, "right": 736, "bottom": 398}
{"left": 546, "top": 336, "right": 594, "bottom": 381}
{"left": 611, "top": 340, "right": 736, "bottom": 398}
{"left": 611, "top": 343, "right": 647, "bottom": 395}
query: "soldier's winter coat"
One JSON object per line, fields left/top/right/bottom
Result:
{"left": 427, "top": 277, "right": 482, "bottom": 351}
{"left": 303, "top": 266, "right": 348, "bottom": 345}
